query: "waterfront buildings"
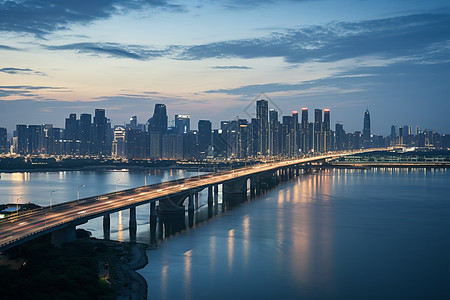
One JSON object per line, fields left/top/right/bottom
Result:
{"left": 2, "top": 100, "right": 448, "bottom": 159}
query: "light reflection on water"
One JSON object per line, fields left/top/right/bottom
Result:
{"left": 1, "top": 168, "right": 449, "bottom": 298}
{"left": 139, "top": 168, "right": 450, "bottom": 300}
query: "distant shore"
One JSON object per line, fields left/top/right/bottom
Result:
{"left": 0, "top": 156, "right": 250, "bottom": 173}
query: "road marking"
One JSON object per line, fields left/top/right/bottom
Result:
{"left": 127, "top": 198, "right": 135, "bottom": 201}
{"left": 77, "top": 210, "right": 86, "bottom": 214}
{"left": 157, "top": 189, "right": 163, "bottom": 192}
{"left": 106, "top": 201, "right": 112, "bottom": 204}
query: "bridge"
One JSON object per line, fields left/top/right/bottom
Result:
{"left": 0, "top": 149, "right": 386, "bottom": 252}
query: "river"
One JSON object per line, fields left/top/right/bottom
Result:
{"left": 1, "top": 168, "right": 449, "bottom": 299}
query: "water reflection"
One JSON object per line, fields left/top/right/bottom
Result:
{"left": 184, "top": 250, "right": 193, "bottom": 300}
{"left": 228, "top": 229, "right": 234, "bottom": 272}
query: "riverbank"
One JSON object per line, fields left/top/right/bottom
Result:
{"left": 105, "top": 241, "right": 149, "bottom": 300}
{"left": 85, "top": 238, "right": 150, "bottom": 299}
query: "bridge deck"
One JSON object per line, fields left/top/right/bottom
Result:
{"left": 0, "top": 150, "right": 382, "bottom": 251}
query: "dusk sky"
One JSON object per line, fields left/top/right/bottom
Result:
{"left": 1, "top": 0, "right": 449, "bottom": 135}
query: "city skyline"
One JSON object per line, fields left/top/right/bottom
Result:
{"left": 1, "top": 101, "right": 447, "bottom": 160}
{"left": 2, "top": 103, "right": 444, "bottom": 137}
{"left": 0, "top": 1, "right": 449, "bottom": 135}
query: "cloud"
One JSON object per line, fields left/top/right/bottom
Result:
{"left": 0, "top": 85, "right": 68, "bottom": 99}
{"left": 221, "top": 0, "right": 311, "bottom": 10}
{"left": 0, "top": 44, "right": 20, "bottom": 51}
{"left": 0, "top": 0, "right": 184, "bottom": 36}
{"left": 211, "top": 65, "right": 252, "bottom": 69}
{"left": 180, "top": 13, "right": 450, "bottom": 64}
{"left": 0, "top": 68, "right": 46, "bottom": 76}
{"left": 45, "top": 42, "right": 172, "bottom": 60}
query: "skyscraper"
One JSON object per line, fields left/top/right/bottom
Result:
{"left": 175, "top": 115, "right": 190, "bottom": 134}
{"left": 256, "top": 99, "right": 269, "bottom": 155}
{"left": 79, "top": 113, "right": 91, "bottom": 155}
{"left": 0, "top": 127, "right": 7, "bottom": 153}
{"left": 301, "top": 108, "right": 308, "bottom": 130}
{"left": 16, "top": 125, "right": 27, "bottom": 155}
{"left": 64, "top": 113, "right": 78, "bottom": 154}
{"left": 323, "top": 109, "right": 331, "bottom": 151}
{"left": 147, "top": 104, "right": 168, "bottom": 133}
{"left": 323, "top": 109, "right": 330, "bottom": 131}
{"left": 198, "top": 120, "right": 212, "bottom": 157}
{"left": 93, "top": 109, "right": 107, "bottom": 155}
{"left": 301, "top": 108, "right": 309, "bottom": 153}
{"left": 363, "top": 109, "right": 371, "bottom": 148}
{"left": 269, "top": 108, "right": 279, "bottom": 156}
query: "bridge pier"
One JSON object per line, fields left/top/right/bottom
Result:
{"left": 208, "top": 186, "right": 213, "bottom": 205}
{"left": 195, "top": 192, "right": 199, "bottom": 209}
{"left": 250, "top": 177, "right": 256, "bottom": 198}
{"left": 214, "top": 184, "right": 219, "bottom": 204}
{"left": 51, "top": 222, "right": 76, "bottom": 248}
{"left": 129, "top": 207, "right": 137, "bottom": 243}
{"left": 188, "top": 192, "right": 194, "bottom": 211}
{"left": 150, "top": 202, "right": 157, "bottom": 244}
{"left": 103, "top": 214, "right": 110, "bottom": 240}
{"left": 223, "top": 178, "right": 247, "bottom": 194}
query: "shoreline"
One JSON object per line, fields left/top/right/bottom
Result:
{"left": 90, "top": 239, "right": 150, "bottom": 300}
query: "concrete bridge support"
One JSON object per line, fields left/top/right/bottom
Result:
{"left": 150, "top": 202, "right": 157, "bottom": 244}
{"left": 223, "top": 178, "right": 248, "bottom": 194}
{"left": 195, "top": 192, "right": 199, "bottom": 209}
{"left": 103, "top": 214, "right": 110, "bottom": 240}
{"left": 159, "top": 195, "right": 187, "bottom": 213}
{"left": 208, "top": 186, "right": 213, "bottom": 205}
{"left": 188, "top": 192, "right": 194, "bottom": 211}
{"left": 250, "top": 177, "right": 256, "bottom": 198}
{"left": 129, "top": 207, "right": 137, "bottom": 243}
{"left": 51, "top": 222, "right": 76, "bottom": 248}
{"left": 214, "top": 184, "right": 219, "bottom": 204}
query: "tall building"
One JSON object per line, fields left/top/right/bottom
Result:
{"left": 0, "top": 127, "right": 7, "bottom": 153}
{"left": 93, "top": 109, "right": 107, "bottom": 156}
{"left": 175, "top": 115, "right": 190, "bottom": 135}
{"left": 126, "top": 128, "right": 147, "bottom": 159}
{"left": 64, "top": 113, "right": 78, "bottom": 154}
{"left": 112, "top": 126, "right": 126, "bottom": 157}
{"left": 300, "top": 108, "right": 309, "bottom": 153}
{"left": 27, "top": 125, "right": 43, "bottom": 154}
{"left": 335, "top": 123, "right": 346, "bottom": 150}
{"left": 323, "top": 109, "right": 330, "bottom": 131}
{"left": 79, "top": 113, "right": 91, "bottom": 155}
{"left": 323, "top": 109, "right": 331, "bottom": 151}
{"left": 147, "top": 104, "right": 168, "bottom": 133}
{"left": 198, "top": 120, "right": 212, "bottom": 158}
{"left": 363, "top": 109, "right": 371, "bottom": 148}
{"left": 256, "top": 99, "right": 269, "bottom": 155}
{"left": 16, "top": 125, "right": 27, "bottom": 154}
{"left": 129, "top": 116, "right": 138, "bottom": 129}
{"left": 251, "top": 118, "right": 261, "bottom": 156}
{"left": 269, "top": 108, "right": 279, "bottom": 156}
{"left": 314, "top": 109, "right": 322, "bottom": 152}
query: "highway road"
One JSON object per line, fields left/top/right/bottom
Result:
{"left": 0, "top": 149, "right": 384, "bottom": 250}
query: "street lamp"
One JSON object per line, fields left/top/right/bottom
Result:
{"left": 115, "top": 179, "right": 121, "bottom": 193}
{"left": 78, "top": 184, "right": 86, "bottom": 200}
{"left": 16, "top": 196, "right": 22, "bottom": 216}
{"left": 49, "top": 190, "right": 55, "bottom": 209}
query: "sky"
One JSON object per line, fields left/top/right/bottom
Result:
{"left": 1, "top": 0, "right": 449, "bottom": 135}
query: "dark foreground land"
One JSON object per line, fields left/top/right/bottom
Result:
{"left": 0, "top": 231, "right": 147, "bottom": 300}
